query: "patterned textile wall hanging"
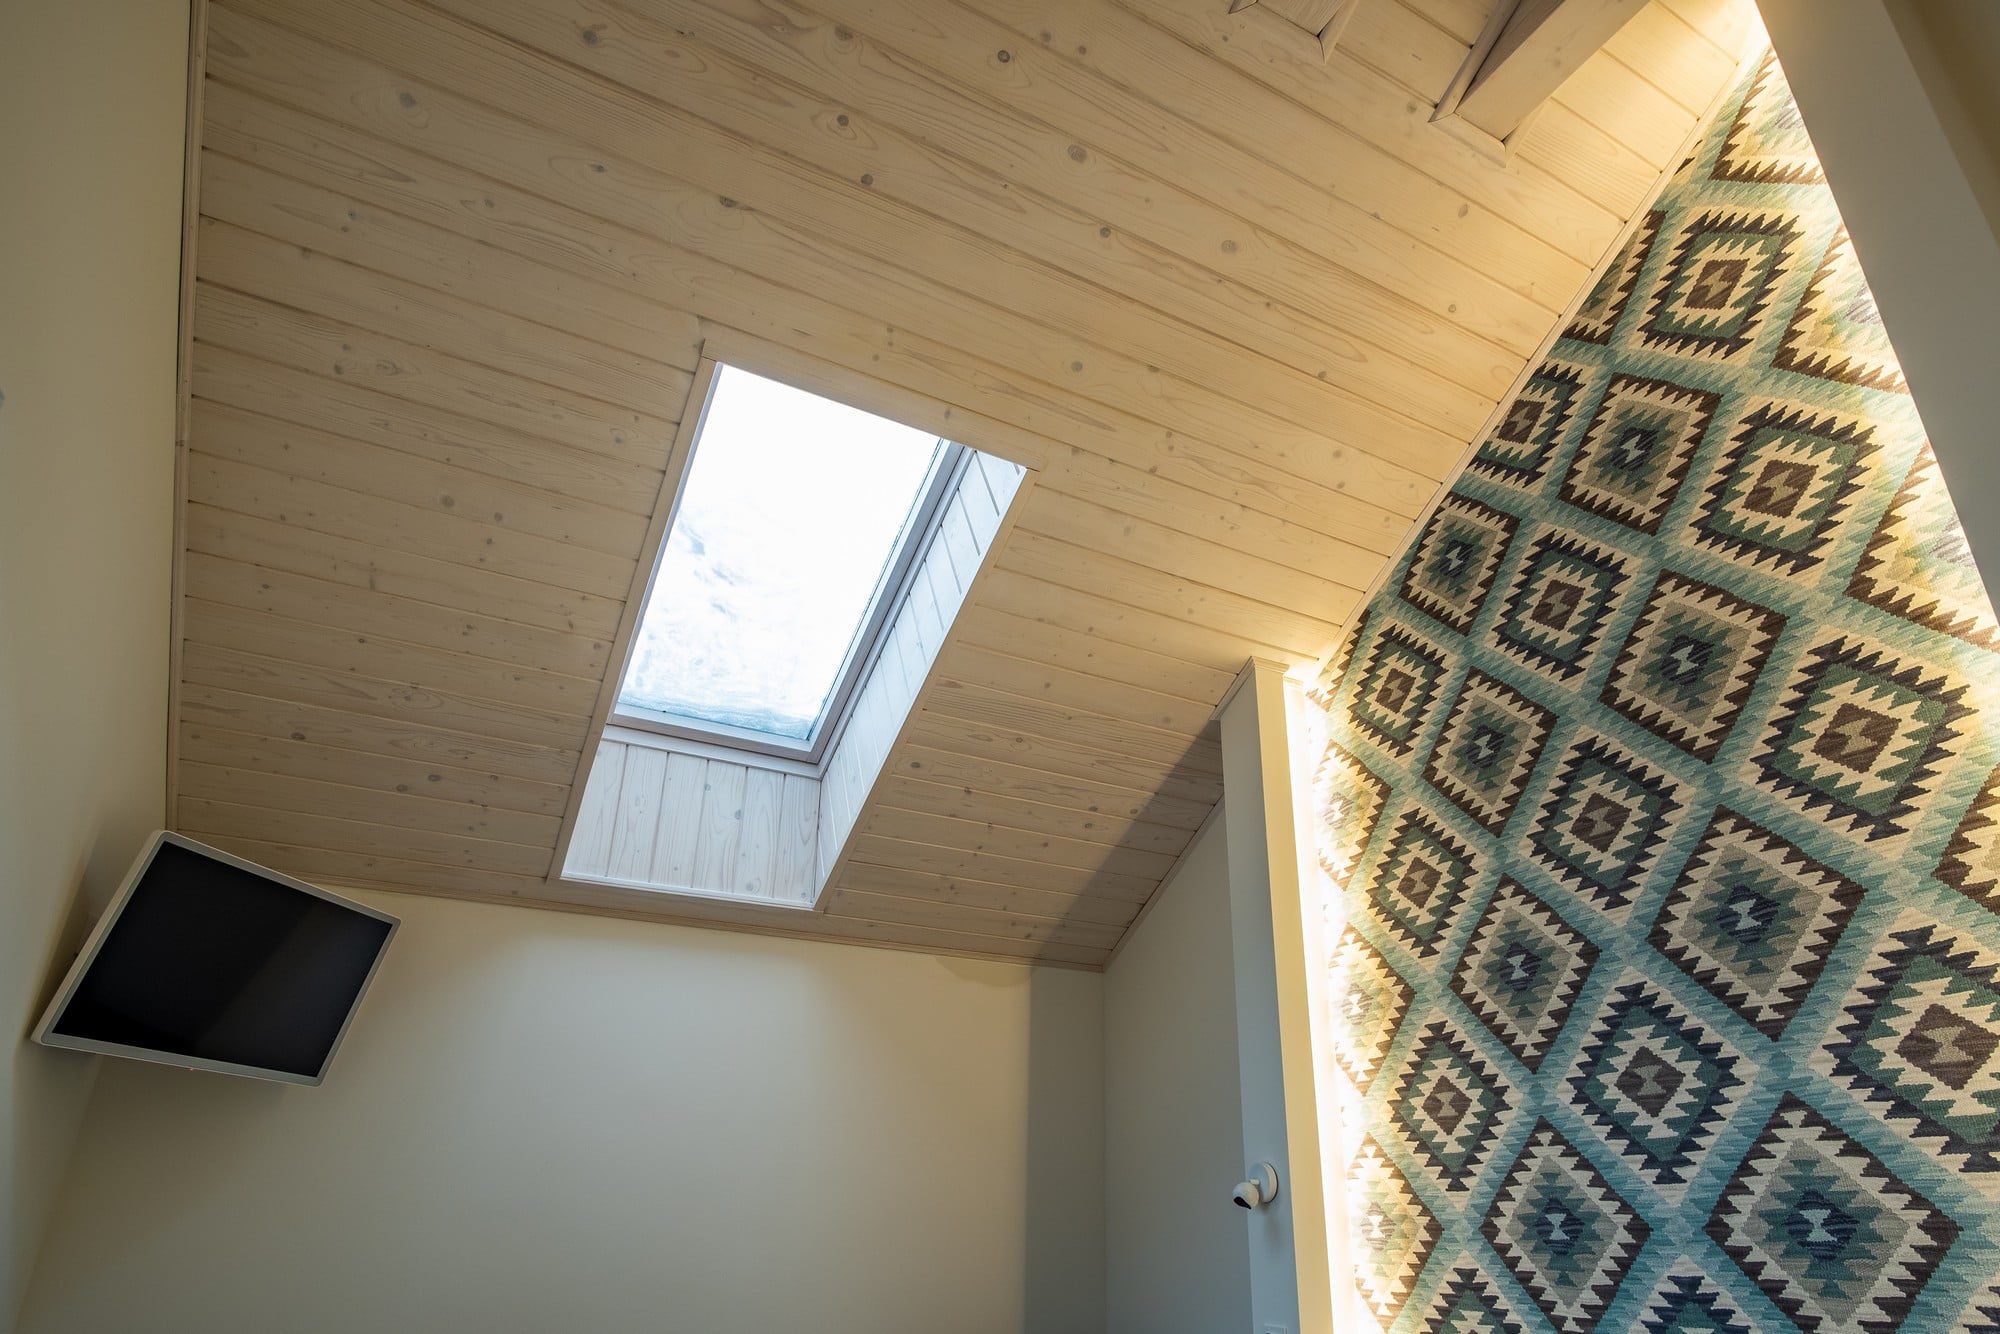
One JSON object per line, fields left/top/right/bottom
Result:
{"left": 1312, "top": 51, "right": 2000, "bottom": 1334}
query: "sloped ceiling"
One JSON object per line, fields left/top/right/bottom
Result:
{"left": 173, "top": 0, "right": 1755, "bottom": 966}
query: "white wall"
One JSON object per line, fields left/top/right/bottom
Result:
{"left": 17, "top": 893, "right": 1105, "bottom": 1333}
{"left": 0, "top": 0, "right": 188, "bottom": 1325}
{"left": 1757, "top": 0, "right": 2000, "bottom": 587}
{"left": 1103, "top": 813, "right": 1252, "bottom": 1334}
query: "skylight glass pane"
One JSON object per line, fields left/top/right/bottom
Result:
{"left": 619, "top": 366, "right": 945, "bottom": 744}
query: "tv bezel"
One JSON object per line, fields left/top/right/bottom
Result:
{"left": 32, "top": 831, "right": 400, "bottom": 1086}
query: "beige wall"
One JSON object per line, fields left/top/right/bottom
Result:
{"left": 1885, "top": 0, "right": 2000, "bottom": 237}
{"left": 18, "top": 893, "right": 1105, "bottom": 1333}
{"left": 1103, "top": 814, "right": 1251, "bottom": 1333}
{"left": 1759, "top": 0, "right": 2000, "bottom": 587}
{"left": 0, "top": 0, "right": 188, "bottom": 1325}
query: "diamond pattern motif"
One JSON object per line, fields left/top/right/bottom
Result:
{"left": 1817, "top": 912, "right": 2000, "bottom": 1177}
{"left": 1325, "top": 926, "right": 1412, "bottom": 1095}
{"left": 1559, "top": 373, "right": 1719, "bottom": 534}
{"left": 1693, "top": 402, "right": 1877, "bottom": 576}
{"left": 1310, "top": 54, "right": 1999, "bottom": 1331}
{"left": 1365, "top": 805, "right": 1481, "bottom": 959}
{"left": 1753, "top": 633, "right": 1973, "bottom": 848}
{"left": 1641, "top": 210, "right": 1799, "bottom": 363}
{"left": 1472, "top": 359, "right": 1593, "bottom": 489}
{"left": 1849, "top": 442, "right": 2000, "bottom": 650}
{"left": 1708, "top": 1094, "right": 1959, "bottom": 1332}
{"left": 1424, "top": 670, "right": 1556, "bottom": 836}
{"left": 1349, "top": 1136, "right": 1440, "bottom": 1325}
{"left": 1350, "top": 620, "right": 1451, "bottom": 757}
{"left": 1650, "top": 808, "right": 1865, "bottom": 1039}
{"left": 1483, "top": 1120, "right": 1650, "bottom": 1333}
{"left": 1567, "top": 973, "right": 1748, "bottom": 1196}
{"left": 1389, "top": 1017, "right": 1514, "bottom": 1193}
{"left": 1601, "top": 572, "right": 1785, "bottom": 763}
{"left": 1525, "top": 735, "right": 1690, "bottom": 916}
{"left": 1400, "top": 493, "right": 1519, "bottom": 634}
{"left": 1490, "top": 527, "right": 1633, "bottom": 683}
{"left": 1452, "top": 879, "right": 1598, "bottom": 1073}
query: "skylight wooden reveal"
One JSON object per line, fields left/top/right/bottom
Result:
{"left": 561, "top": 427, "right": 1028, "bottom": 908}
{"left": 566, "top": 733, "right": 823, "bottom": 904}
{"left": 816, "top": 451, "right": 1029, "bottom": 886}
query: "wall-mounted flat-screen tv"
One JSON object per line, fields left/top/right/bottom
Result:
{"left": 34, "top": 832, "right": 397, "bottom": 1086}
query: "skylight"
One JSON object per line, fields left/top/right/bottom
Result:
{"left": 617, "top": 365, "right": 953, "bottom": 757}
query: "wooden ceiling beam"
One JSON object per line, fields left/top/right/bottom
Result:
{"left": 1439, "top": 0, "right": 1652, "bottom": 142}
{"left": 1227, "top": 0, "right": 1363, "bottom": 61}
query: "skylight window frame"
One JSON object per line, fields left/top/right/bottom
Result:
{"left": 609, "top": 360, "right": 970, "bottom": 769}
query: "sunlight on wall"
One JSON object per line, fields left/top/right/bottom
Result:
{"left": 1301, "top": 44, "right": 2000, "bottom": 1334}
{"left": 1284, "top": 678, "right": 1369, "bottom": 1330}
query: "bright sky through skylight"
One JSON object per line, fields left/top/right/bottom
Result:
{"left": 619, "top": 366, "right": 945, "bottom": 743}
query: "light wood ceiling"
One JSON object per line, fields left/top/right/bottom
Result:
{"left": 172, "top": 0, "right": 1753, "bottom": 967}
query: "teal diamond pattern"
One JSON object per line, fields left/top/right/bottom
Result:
{"left": 1753, "top": 633, "right": 1972, "bottom": 848}
{"left": 1558, "top": 373, "right": 1719, "bottom": 535}
{"left": 1525, "top": 736, "right": 1689, "bottom": 916}
{"left": 1483, "top": 1120, "right": 1650, "bottom": 1333}
{"left": 1815, "top": 912, "right": 2000, "bottom": 1176}
{"left": 1472, "top": 359, "right": 1593, "bottom": 489}
{"left": 1424, "top": 670, "right": 1555, "bottom": 836}
{"left": 1365, "top": 806, "right": 1480, "bottom": 960}
{"left": 1452, "top": 879, "right": 1598, "bottom": 1073}
{"left": 1707, "top": 1094, "right": 1958, "bottom": 1332}
{"left": 1566, "top": 974, "right": 1748, "bottom": 1195}
{"left": 1400, "top": 493, "right": 1518, "bottom": 635}
{"left": 1490, "top": 528, "right": 1633, "bottom": 683}
{"left": 1650, "top": 808, "right": 1865, "bottom": 1039}
{"left": 1640, "top": 209, "right": 1799, "bottom": 362}
{"left": 1389, "top": 1018, "right": 1514, "bottom": 1193}
{"left": 1311, "top": 50, "right": 2000, "bottom": 1332}
{"left": 1601, "top": 571, "right": 1785, "bottom": 763}
{"left": 1349, "top": 620, "right": 1450, "bottom": 758}
{"left": 1692, "top": 403, "right": 1874, "bottom": 576}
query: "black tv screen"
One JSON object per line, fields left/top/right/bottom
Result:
{"left": 36, "top": 834, "right": 397, "bottom": 1084}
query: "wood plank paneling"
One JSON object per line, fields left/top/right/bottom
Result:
{"left": 875, "top": 776, "right": 1195, "bottom": 856}
{"left": 889, "top": 745, "right": 1216, "bottom": 830}
{"left": 191, "top": 392, "right": 651, "bottom": 556}
{"left": 182, "top": 503, "right": 624, "bottom": 639}
{"left": 193, "top": 341, "right": 667, "bottom": 518}
{"left": 838, "top": 863, "right": 1144, "bottom": 927}
{"left": 178, "top": 680, "right": 578, "bottom": 786}
{"left": 173, "top": 0, "right": 1753, "bottom": 966}
{"left": 186, "top": 425, "right": 642, "bottom": 596}
{"left": 813, "top": 454, "right": 1022, "bottom": 885}
{"left": 184, "top": 552, "right": 609, "bottom": 679}
{"left": 180, "top": 640, "right": 588, "bottom": 757}
{"left": 201, "top": 2, "right": 1466, "bottom": 484}
{"left": 566, "top": 735, "right": 823, "bottom": 903}
{"left": 177, "top": 718, "right": 573, "bottom": 817}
